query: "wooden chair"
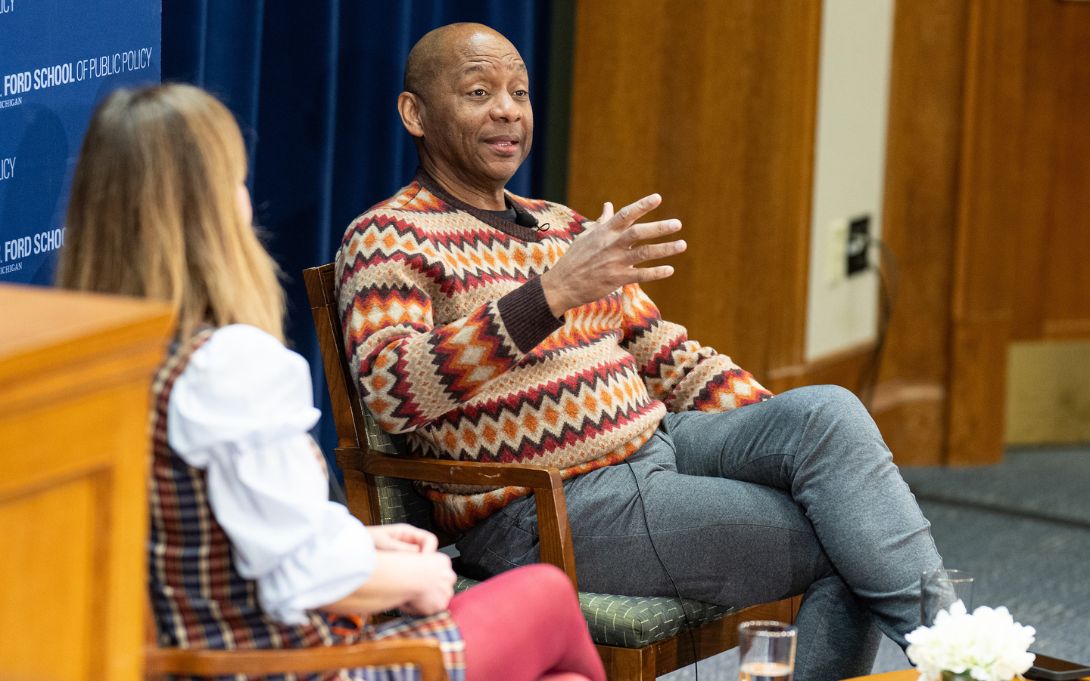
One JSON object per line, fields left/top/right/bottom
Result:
{"left": 304, "top": 263, "right": 800, "bottom": 681}
{"left": 144, "top": 600, "right": 448, "bottom": 680}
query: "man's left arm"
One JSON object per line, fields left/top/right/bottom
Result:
{"left": 619, "top": 283, "right": 773, "bottom": 412}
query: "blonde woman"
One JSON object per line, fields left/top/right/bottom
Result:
{"left": 58, "top": 84, "right": 604, "bottom": 681}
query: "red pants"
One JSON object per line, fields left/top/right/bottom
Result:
{"left": 449, "top": 564, "right": 605, "bottom": 681}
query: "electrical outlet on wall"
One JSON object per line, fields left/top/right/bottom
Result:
{"left": 847, "top": 214, "right": 871, "bottom": 276}
{"left": 827, "top": 217, "right": 849, "bottom": 285}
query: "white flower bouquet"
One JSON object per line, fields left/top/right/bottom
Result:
{"left": 906, "top": 601, "right": 1037, "bottom": 681}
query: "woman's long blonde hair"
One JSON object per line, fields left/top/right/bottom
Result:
{"left": 57, "top": 84, "right": 284, "bottom": 342}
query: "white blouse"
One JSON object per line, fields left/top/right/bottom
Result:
{"left": 167, "top": 324, "right": 375, "bottom": 625}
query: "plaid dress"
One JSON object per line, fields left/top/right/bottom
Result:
{"left": 148, "top": 329, "right": 466, "bottom": 681}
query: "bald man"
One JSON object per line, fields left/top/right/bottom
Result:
{"left": 335, "top": 23, "right": 942, "bottom": 681}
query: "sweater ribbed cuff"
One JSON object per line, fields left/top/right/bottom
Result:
{"left": 497, "top": 277, "right": 564, "bottom": 353}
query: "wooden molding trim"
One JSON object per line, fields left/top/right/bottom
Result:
{"left": 1042, "top": 319, "right": 1090, "bottom": 340}
{"left": 764, "top": 341, "right": 874, "bottom": 395}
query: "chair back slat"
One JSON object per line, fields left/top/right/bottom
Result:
{"left": 305, "top": 263, "right": 365, "bottom": 451}
{"left": 304, "top": 264, "right": 439, "bottom": 537}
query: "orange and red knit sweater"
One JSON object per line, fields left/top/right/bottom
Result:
{"left": 336, "top": 172, "right": 772, "bottom": 532}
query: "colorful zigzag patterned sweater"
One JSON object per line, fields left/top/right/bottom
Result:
{"left": 336, "top": 171, "right": 772, "bottom": 532}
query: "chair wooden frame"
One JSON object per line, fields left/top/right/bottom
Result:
{"left": 304, "top": 263, "right": 799, "bottom": 680}
{"left": 144, "top": 599, "right": 448, "bottom": 680}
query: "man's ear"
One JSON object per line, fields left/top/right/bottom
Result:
{"left": 398, "top": 91, "right": 425, "bottom": 138}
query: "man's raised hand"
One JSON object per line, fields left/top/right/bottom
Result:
{"left": 540, "top": 193, "right": 685, "bottom": 317}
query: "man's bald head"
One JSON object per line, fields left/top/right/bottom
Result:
{"left": 396, "top": 22, "right": 532, "bottom": 208}
{"left": 403, "top": 23, "right": 518, "bottom": 99}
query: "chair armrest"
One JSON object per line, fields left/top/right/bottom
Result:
{"left": 362, "top": 452, "right": 561, "bottom": 487}
{"left": 145, "top": 638, "right": 447, "bottom": 680}
{"left": 358, "top": 451, "right": 578, "bottom": 589}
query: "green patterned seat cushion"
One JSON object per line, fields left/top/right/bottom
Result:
{"left": 453, "top": 576, "right": 736, "bottom": 648}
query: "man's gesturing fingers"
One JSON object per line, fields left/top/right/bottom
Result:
{"left": 596, "top": 201, "right": 614, "bottom": 225}
{"left": 620, "top": 218, "right": 683, "bottom": 248}
{"left": 627, "top": 237, "right": 687, "bottom": 266}
{"left": 540, "top": 192, "right": 682, "bottom": 315}
{"left": 606, "top": 193, "right": 662, "bottom": 230}
{"left": 634, "top": 264, "right": 676, "bottom": 284}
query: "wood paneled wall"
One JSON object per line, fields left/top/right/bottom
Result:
{"left": 567, "top": 0, "right": 823, "bottom": 380}
{"left": 568, "top": 0, "right": 1090, "bottom": 466}
{"left": 879, "top": 0, "right": 1090, "bottom": 464}
{"left": 872, "top": 0, "right": 970, "bottom": 465}
{"left": 946, "top": 0, "right": 1090, "bottom": 463}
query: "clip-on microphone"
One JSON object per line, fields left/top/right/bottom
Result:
{"left": 512, "top": 204, "right": 549, "bottom": 231}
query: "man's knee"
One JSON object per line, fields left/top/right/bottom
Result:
{"left": 775, "top": 384, "right": 864, "bottom": 420}
{"left": 781, "top": 384, "right": 882, "bottom": 445}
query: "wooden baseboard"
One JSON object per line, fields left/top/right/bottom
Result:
{"left": 871, "top": 380, "right": 947, "bottom": 466}
{"left": 947, "top": 317, "right": 1010, "bottom": 465}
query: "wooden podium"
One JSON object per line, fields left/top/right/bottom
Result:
{"left": 0, "top": 284, "right": 174, "bottom": 681}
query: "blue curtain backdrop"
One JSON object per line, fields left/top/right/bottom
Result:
{"left": 161, "top": 1, "right": 554, "bottom": 465}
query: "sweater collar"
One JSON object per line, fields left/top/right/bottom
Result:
{"left": 414, "top": 168, "right": 543, "bottom": 241}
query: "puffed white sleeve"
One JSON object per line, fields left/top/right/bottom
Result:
{"left": 167, "top": 324, "right": 376, "bottom": 625}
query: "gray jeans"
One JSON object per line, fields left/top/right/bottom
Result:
{"left": 456, "top": 385, "right": 942, "bottom": 681}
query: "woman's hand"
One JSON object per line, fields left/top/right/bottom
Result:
{"left": 367, "top": 523, "right": 439, "bottom": 553}
{"left": 319, "top": 548, "right": 456, "bottom": 618}
{"left": 394, "top": 551, "right": 457, "bottom": 616}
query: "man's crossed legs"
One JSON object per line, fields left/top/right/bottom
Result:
{"left": 457, "top": 385, "right": 942, "bottom": 681}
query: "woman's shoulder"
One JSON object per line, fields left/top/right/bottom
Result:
{"left": 188, "top": 324, "right": 308, "bottom": 385}
{"left": 168, "top": 324, "right": 319, "bottom": 455}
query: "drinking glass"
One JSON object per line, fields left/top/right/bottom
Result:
{"left": 738, "top": 620, "right": 797, "bottom": 681}
{"left": 920, "top": 568, "right": 974, "bottom": 626}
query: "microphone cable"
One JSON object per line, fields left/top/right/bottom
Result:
{"left": 858, "top": 236, "right": 899, "bottom": 410}
{"left": 624, "top": 459, "right": 701, "bottom": 681}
